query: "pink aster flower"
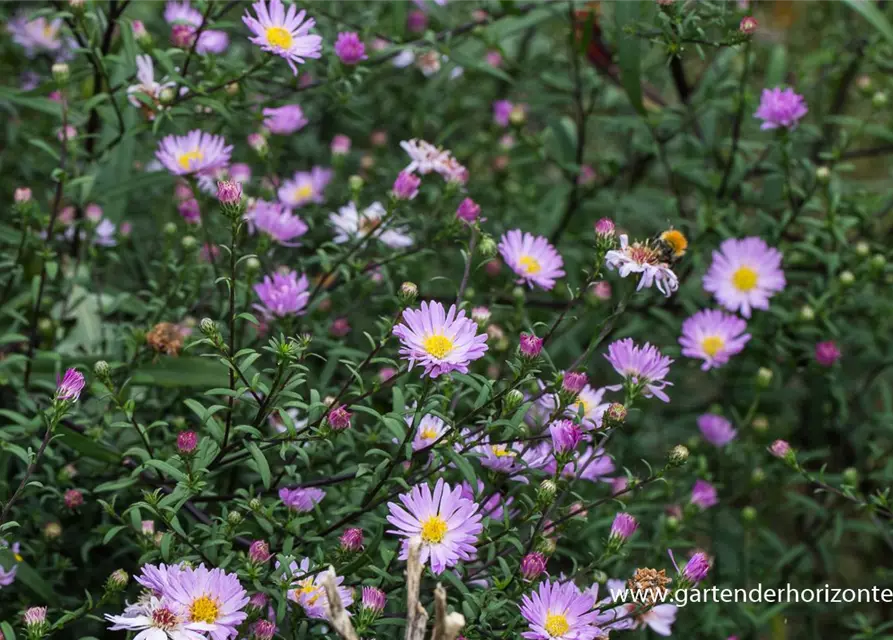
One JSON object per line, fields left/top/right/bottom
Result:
{"left": 567, "top": 383, "right": 611, "bottom": 430}
{"left": 253, "top": 270, "right": 310, "bottom": 318}
{"left": 8, "top": 13, "right": 65, "bottom": 57}
{"left": 156, "top": 130, "right": 232, "bottom": 176}
{"left": 815, "top": 340, "right": 841, "bottom": 366}
{"left": 248, "top": 200, "right": 308, "bottom": 245}
{"left": 159, "top": 564, "right": 249, "bottom": 640}
{"left": 127, "top": 55, "right": 175, "bottom": 117}
{"left": 679, "top": 309, "right": 751, "bottom": 370}
{"left": 754, "top": 87, "right": 808, "bottom": 130}
{"left": 165, "top": 0, "right": 202, "bottom": 25}
{"left": 284, "top": 557, "right": 353, "bottom": 620}
{"left": 493, "top": 100, "right": 513, "bottom": 127}
{"left": 690, "top": 479, "right": 718, "bottom": 509}
{"left": 519, "top": 579, "right": 602, "bottom": 640}
{"left": 278, "top": 167, "right": 333, "bottom": 208}
{"left": 386, "top": 478, "right": 483, "bottom": 574}
{"left": 400, "top": 138, "right": 448, "bottom": 175}
{"left": 604, "top": 338, "right": 673, "bottom": 402}
{"left": 279, "top": 487, "right": 325, "bottom": 512}
{"left": 703, "top": 237, "right": 785, "bottom": 318}
{"left": 56, "top": 368, "right": 85, "bottom": 402}
{"left": 334, "top": 31, "right": 367, "bottom": 64}
{"left": 393, "top": 301, "right": 488, "bottom": 378}
{"left": 262, "top": 104, "right": 308, "bottom": 135}
{"left": 498, "top": 229, "right": 565, "bottom": 290}
{"left": 392, "top": 171, "right": 421, "bottom": 200}
{"left": 697, "top": 414, "right": 736, "bottom": 447}
{"left": 242, "top": 0, "right": 323, "bottom": 75}
{"left": 605, "top": 235, "right": 679, "bottom": 297}
{"left": 106, "top": 596, "right": 215, "bottom": 639}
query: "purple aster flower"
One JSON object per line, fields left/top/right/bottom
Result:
{"left": 253, "top": 270, "right": 310, "bottom": 318}
{"left": 278, "top": 167, "right": 332, "bottom": 208}
{"left": 262, "top": 104, "right": 308, "bottom": 135}
{"left": 493, "top": 100, "right": 513, "bottom": 127}
{"left": 284, "top": 557, "right": 353, "bottom": 620}
{"left": 386, "top": 478, "right": 483, "bottom": 574}
{"left": 605, "top": 235, "right": 679, "bottom": 297}
{"left": 520, "top": 552, "right": 547, "bottom": 582}
{"left": 159, "top": 564, "right": 249, "bottom": 640}
{"left": 519, "top": 579, "right": 602, "bottom": 640}
{"left": 679, "top": 309, "right": 751, "bottom": 370}
{"left": 242, "top": 0, "right": 322, "bottom": 75}
{"left": 56, "top": 368, "right": 85, "bottom": 402}
{"left": 134, "top": 562, "right": 184, "bottom": 597}
{"left": 8, "top": 13, "right": 65, "bottom": 56}
{"left": 392, "top": 171, "right": 421, "bottom": 200}
{"left": 410, "top": 413, "right": 448, "bottom": 451}
{"left": 610, "top": 513, "right": 638, "bottom": 541}
{"left": 815, "top": 340, "right": 841, "bottom": 366}
{"left": 0, "top": 564, "right": 16, "bottom": 588}
{"left": 248, "top": 200, "right": 308, "bottom": 245}
{"left": 703, "top": 237, "right": 785, "bottom": 318}
{"left": 334, "top": 31, "right": 367, "bottom": 64}
{"left": 498, "top": 229, "right": 565, "bottom": 291}
{"left": 196, "top": 30, "right": 229, "bottom": 54}
{"left": 754, "top": 87, "right": 808, "bottom": 130}
{"left": 471, "top": 437, "right": 526, "bottom": 478}
{"left": 690, "top": 479, "right": 718, "bottom": 509}
{"left": 361, "top": 586, "right": 386, "bottom": 613}
{"left": 549, "top": 419, "right": 583, "bottom": 455}
{"left": 543, "top": 446, "right": 615, "bottom": 483}
{"left": 604, "top": 338, "right": 673, "bottom": 402}
{"left": 279, "top": 487, "right": 325, "bottom": 512}
{"left": 697, "top": 414, "right": 737, "bottom": 448}
{"left": 165, "top": 0, "right": 202, "bottom": 25}
{"left": 393, "top": 301, "right": 488, "bottom": 378}
{"left": 156, "top": 130, "right": 233, "bottom": 176}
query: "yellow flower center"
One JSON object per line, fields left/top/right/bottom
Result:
{"left": 422, "top": 334, "right": 454, "bottom": 359}
{"left": 420, "top": 515, "right": 448, "bottom": 544}
{"left": 295, "top": 580, "right": 322, "bottom": 605}
{"left": 177, "top": 150, "right": 204, "bottom": 171}
{"left": 518, "top": 255, "right": 542, "bottom": 275}
{"left": 491, "top": 445, "right": 515, "bottom": 458}
{"left": 660, "top": 229, "right": 688, "bottom": 257}
{"left": 420, "top": 427, "right": 438, "bottom": 440}
{"left": 189, "top": 595, "right": 220, "bottom": 623}
{"left": 544, "top": 611, "right": 570, "bottom": 637}
{"left": 293, "top": 184, "right": 313, "bottom": 200}
{"left": 572, "top": 398, "right": 591, "bottom": 416}
{"left": 732, "top": 266, "right": 758, "bottom": 291}
{"left": 266, "top": 26, "right": 293, "bottom": 49}
{"left": 701, "top": 336, "right": 725, "bottom": 357}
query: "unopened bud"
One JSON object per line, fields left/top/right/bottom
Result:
{"left": 604, "top": 403, "right": 627, "bottom": 427}
{"left": 839, "top": 270, "right": 855, "bottom": 286}
{"left": 200, "top": 318, "right": 216, "bottom": 336}
{"left": 842, "top": 467, "right": 859, "bottom": 486}
{"left": 755, "top": 367, "right": 773, "bottom": 389}
{"left": 872, "top": 91, "right": 888, "bottom": 109}
{"left": 227, "top": 510, "right": 243, "bottom": 525}
{"left": 751, "top": 467, "right": 765, "bottom": 483}
{"left": 798, "top": 305, "right": 815, "bottom": 322}
{"left": 478, "top": 234, "right": 497, "bottom": 258}
{"left": 399, "top": 281, "right": 418, "bottom": 304}
{"left": 870, "top": 254, "right": 886, "bottom": 270}
{"left": 815, "top": 166, "right": 831, "bottom": 183}
{"left": 537, "top": 479, "right": 557, "bottom": 503}
{"left": 751, "top": 415, "right": 768, "bottom": 432}
{"left": 163, "top": 222, "right": 177, "bottom": 236}
{"left": 94, "top": 360, "right": 109, "bottom": 377}
{"left": 668, "top": 444, "right": 689, "bottom": 466}
{"left": 503, "top": 389, "right": 524, "bottom": 413}
{"left": 855, "top": 241, "right": 870, "bottom": 257}
{"left": 245, "top": 257, "right": 261, "bottom": 274}
{"left": 856, "top": 74, "right": 873, "bottom": 95}
{"left": 348, "top": 175, "right": 364, "bottom": 192}
{"left": 52, "top": 62, "right": 70, "bottom": 85}
{"left": 248, "top": 497, "right": 262, "bottom": 511}
{"left": 225, "top": 82, "right": 240, "bottom": 96}
{"left": 741, "top": 506, "right": 757, "bottom": 522}
{"left": 159, "top": 86, "right": 176, "bottom": 104}
{"left": 181, "top": 235, "right": 197, "bottom": 251}
{"left": 106, "top": 569, "right": 129, "bottom": 591}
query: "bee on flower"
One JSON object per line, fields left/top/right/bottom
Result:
{"left": 605, "top": 234, "right": 680, "bottom": 297}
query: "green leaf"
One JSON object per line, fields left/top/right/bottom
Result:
{"left": 247, "top": 442, "right": 271, "bottom": 489}
{"left": 0, "top": 550, "right": 59, "bottom": 606}
{"left": 56, "top": 426, "right": 120, "bottom": 463}
{"left": 841, "top": 0, "right": 893, "bottom": 47}
{"left": 614, "top": 2, "right": 646, "bottom": 115}
{"left": 145, "top": 460, "right": 188, "bottom": 482}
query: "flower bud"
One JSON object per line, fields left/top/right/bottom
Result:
{"left": 681, "top": 551, "right": 710, "bottom": 584}
{"left": 520, "top": 552, "right": 548, "bottom": 581}
{"left": 248, "top": 497, "right": 262, "bottom": 511}
{"left": 855, "top": 241, "right": 870, "bottom": 257}
{"left": 768, "top": 439, "right": 792, "bottom": 459}
{"left": 842, "top": 467, "right": 859, "bottom": 486}
{"left": 609, "top": 512, "right": 638, "bottom": 542}
{"left": 594, "top": 217, "right": 615, "bottom": 239}
{"left": 604, "top": 403, "right": 627, "bottom": 427}
{"left": 870, "top": 253, "right": 886, "bottom": 270}
{"left": 328, "top": 405, "right": 352, "bottom": 431}
{"left": 537, "top": 479, "right": 557, "bottom": 504}
{"left": 798, "top": 305, "right": 815, "bottom": 322}
{"left": 751, "top": 415, "right": 768, "bottom": 432}
{"left": 755, "top": 367, "right": 773, "bottom": 389}
{"left": 562, "top": 372, "right": 587, "bottom": 394}
{"left": 181, "top": 235, "right": 198, "bottom": 252}
{"left": 245, "top": 257, "right": 261, "bottom": 275}
{"left": 247, "top": 133, "right": 268, "bottom": 157}
{"left": 227, "top": 510, "right": 243, "bottom": 525}
{"left": 478, "top": 235, "right": 497, "bottom": 257}
{"left": 177, "top": 430, "right": 198, "bottom": 454}
{"left": 106, "top": 569, "right": 129, "bottom": 592}
{"left": 456, "top": 198, "right": 481, "bottom": 223}
{"left": 751, "top": 467, "right": 765, "bottom": 483}
{"left": 225, "top": 82, "right": 240, "bottom": 96}
{"left": 64, "top": 489, "right": 84, "bottom": 509}
{"left": 668, "top": 444, "right": 689, "bottom": 466}
{"left": 503, "top": 389, "right": 524, "bottom": 414}
{"left": 815, "top": 166, "right": 831, "bottom": 183}
{"left": 815, "top": 340, "right": 841, "bottom": 367}
{"left": 44, "top": 522, "right": 62, "bottom": 539}
{"left": 163, "top": 222, "right": 177, "bottom": 236}
{"left": 509, "top": 104, "right": 526, "bottom": 125}
{"left": 361, "top": 586, "right": 386, "bottom": 614}
{"left": 132, "top": 20, "right": 152, "bottom": 47}
{"left": 339, "top": 527, "right": 364, "bottom": 552}
{"left": 872, "top": 91, "right": 888, "bottom": 109}
{"left": 23, "top": 606, "right": 47, "bottom": 631}
{"left": 217, "top": 180, "right": 244, "bottom": 216}
{"left": 739, "top": 16, "right": 757, "bottom": 34}
{"left": 399, "top": 281, "right": 418, "bottom": 304}
{"left": 741, "top": 506, "right": 757, "bottom": 522}
{"left": 519, "top": 333, "right": 543, "bottom": 359}
{"left": 200, "top": 318, "right": 216, "bottom": 336}
{"left": 856, "top": 74, "right": 873, "bottom": 95}
{"left": 52, "top": 62, "right": 70, "bottom": 85}
{"left": 839, "top": 270, "right": 855, "bottom": 286}
{"left": 248, "top": 540, "right": 272, "bottom": 564}
{"left": 14, "top": 187, "right": 32, "bottom": 204}
{"left": 549, "top": 419, "right": 583, "bottom": 455}
{"left": 392, "top": 171, "right": 420, "bottom": 200}
{"left": 348, "top": 175, "right": 364, "bottom": 193}
{"left": 251, "top": 620, "right": 277, "bottom": 640}
{"left": 94, "top": 360, "right": 110, "bottom": 377}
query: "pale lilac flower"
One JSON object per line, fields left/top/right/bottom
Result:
{"left": 493, "top": 100, "right": 513, "bottom": 127}
{"left": 56, "top": 368, "right": 85, "bottom": 401}
{"left": 94, "top": 219, "right": 117, "bottom": 247}
{"left": 605, "top": 235, "right": 678, "bottom": 297}
{"left": 456, "top": 198, "right": 480, "bottom": 223}
{"left": 158, "top": 564, "right": 249, "bottom": 640}
{"left": 278, "top": 167, "right": 333, "bottom": 208}
{"left": 471, "top": 438, "right": 526, "bottom": 477}
{"left": 393, "top": 301, "right": 489, "bottom": 378}
{"left": 690, "top": 479, "right": 718, "bottom": 509}
{"left": 520, "top": 552, "right": 547, "bottom": 581}
{"left": 242, "top": 0, "right": 323, "bottom": 75}
{"left": 127, "top": 55, "right": 175, "bottom": 117}
{"left": 610, "top": 513, "right": 638, "bottom": 541}
{"left": 498, "top": 230, "right": 565, "bottom": 290}
{"left": 697, "top": 414, "right": 736, "bottom": 447}
{"left": 410, "top": 413, "right": 448, "bottom": 451}
{"left": 639, "top": 605, "right": 677, "bottom": 636}
{"left": 754, "top": 87, "right": 808, "bottom": 130}
{"left": 604, "top": 338, "right": 673, "bottom": 402}
{"left": 703, "top": 237, "right": 785, "bottom": 318}
{"left": 165, "top": 0, "right": 202, "bottom": 25}
{"left": 248, "top": 200, "right": 308, "bottom": 245}
{"left": 544, "top": 446, "right": 615, "bottom": 482}
{"left": 331, "top": 134, "right": 351, "bottom": 155}
{"left": 106, "top": 596, "right": 214, "bottom": 640}
{"left": 0, "top": 564, "right": 16, "bottom": 588}
{"left": 679, "top": 309, "right": 751, "bottom": 370}
{"left": 334, "top": 32, "right": 367, "bottom": 64}
{"left": 156, "top": 130, "right": 232, "bottom": 176}
{"left": 8, "top": 14, "right": 65, "bottom": 56}
{"left": 230, "top": 163, "right": 252, "bottom": 183}
{"left": 392, "top": 171, "right": 421, "bottom": 200}
{"left": 567, "top": 384, "right": 611, "bottom": 430}
{"left": 401, "top": 139, "right": 448, "bottom": 175}
{"left": 361, "top": 586, "right": 386, "bottom": 613}
{"left": 329, "top": 201, "right": 412, "bottom": 248}
{"left": 386, "top": 478, "right": 483, "bottom": 574}
{"left": 262, "top": 104, "right": 307, "bottom": 135}
{"left": 253, "top": 271, "right": 310, "bottom": 318}
{"left": 196, "top": 30, "right": 229, "bottom": 54}
{"left": 519, "top": 579, "right": 602, "bottom": 640}
{"left": 284, "top": 557, "right": 353, "bottom": 620}
{"left": 279, "top": 487, "right": 325, "bottom": 512}
{"left": 549, "top": 419, "right": 583, "bottom": 455}
{"left": 815, "top": 340, "right": 841, "bottom": 366}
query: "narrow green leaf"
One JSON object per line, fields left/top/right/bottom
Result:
{"left": 247, "top": 442, "right": 271, "bottom": 488}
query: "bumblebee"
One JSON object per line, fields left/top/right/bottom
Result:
{"left": 654, "top": 228, "right": 688, "bottom": 264}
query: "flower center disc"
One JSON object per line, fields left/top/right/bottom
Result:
{"left": 152, "top": 607, "right": 180, "bottom": 630}
{"left": 420, "top": 515, "right": 448, "bottom": 543}
{"left": 266, "top": 26, "right": 293, "bottom": 49}
{"left": 732, "top": 266, "right": 758, "bottom": 291}
{"left": 519, "top": 255, "right": 542, "bottom": 275}
{"left": 420, "top": 427, "right": 438, "bottom": 440}
{"left": 544, "top": 612, "right": 570, "bottom": 637}
{"left": 294, "top": 184, "right": 313, "bottom": 200}
{"left": 189, "top": 595, "right": 220, "bottom": 624}
{"left": 423, "top": 334, "right": 454, "bottom": 359}
{"left": 178, "top": 150, "right": 204, "bottom": 171}
{"left": 701, "top": 336, "right": 725, "bottom": 357}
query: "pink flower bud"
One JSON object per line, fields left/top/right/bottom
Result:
{"left": 330, "top": 134, "right": 351, "bottom": 155}
{"left": 217, "top": 180, "right": 242, "bottom": 206}
{"left": 549, "top": 419, "right": 583, "bottom": 455}
{"left": 14, "top": 187, "right": 32, "bottom": 203}
{"left": 407, "top": 9, "right": 427, "bottom": 33}
{"left": 56, "top": 368, "right": 85, "bottom": 402}
{"left": 248, "top": 540, "right": 271, "bottom": 564}
{"left": 334, "top": 32, "right": 367, "bottom": 65}
{"left": 339, "top": 527, "right": 364, "bottom": 552}
{"left": 814, "top": 340, "right": 841, "bottom": 367}
{"left": 361, "top": 586, "right": 386, "bottom": 613}
{"left": 177, "top": 430, "right": 198, "bottom": 454}
{"left": 610, "top": 512, "right": 638, "bottom": 540}
{"left": 63, "top": 489, "right": 83, "bottom": 509}
{"left": 252, "top": 620, "right": 276, "bottom": 640}
{"left": 562, "top": 372, "right": 587, "bottom": 394}
{"left": 328, "top": 405, "right": 352, "bottom": 431}
{"left": 170, "top": 23, "right": 196, "bottom": 48}
{"left": 519, "top": 333, "right": 543, "bottom": 358}
{"left": 392, "top": 171, "right": 421, "bottom": 200}
{"left": 520, "top": 552, "right": 547, "bottom": 581}
{"left": 329, "top": 317, "right": 351, "bottom": 337}
{"left": 456, "top": 197, "right": 481, "bottom": 223}
{"left": 769, "top": 439, "right": 791, "bottom": 458}
{"left": 594, "top": 217, "right": 615, "bottom": 238}
{"left": 739, "top": 16, "right": 757, "bottom": 34}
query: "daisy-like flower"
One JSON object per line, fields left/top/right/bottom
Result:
{"left": 566, "top": 383, "right": 611, "bottom": 430}
{"left": 106, "top": 596, "right": 215, "bottom": 640}
{"left": 8, "top": 13, "right": 65, "bottom": 57}
{"left": 127, "top": 55, "right": 175, "bottom": 120}
{"left": 329, "top": 201, "right": 412, "bottom": 248}
{"left": 400, "top": 139, "right": 449, "bottom": 175}
{"left": 386, "top": 478, "right": 483, "bottom": 574}
{"left": 160, "top": 564, "right": 249, "bottom": 640}
{"left": 156, "top": 130, "right": 233, "bottom": 176}
{"left": 278, "top": 167, "right": 333, "bottom": 208}
{"left": 543, "top": 446, "right": 615, "bottom": 482}
{"left": 697, "top": 414, "right": 737, "bottom": 448}
{"left": 196, "top": 30, "right": 229, "bottom": 54}
{"left": 498, "top": 230, "right": 565, "bottom": 291}
{"left": 165, "top": 1, "right": 202, "bottom": 25}
{"left": 519, "top": 579, "right": 602, "bottom": 640}
{"left": 679, "top": 309, "right": 751, "bottom": 370}
{"left": 604, "top": 338, "right": 674, "bottom": 402}
{"left": 242, "top": 0, "right": 322, "bottom": 75}
{"left": 393, "top": 301, "right": 488, "bottom": 378}
{"left": 702, "top": 237, "right": 785, "bottom": 318}
{"left": 470, "top": 437, "right": 526, "bottom": 477}
{"left": 279, "top": 487, "right": 325, "bottom": 512}
{"left": 410, "top": 413, "right": 448, "bottom": 451}
{"left": 262, "top": 104, "right": 307, "bottom": 135}
{"left": 283, "top": 557, "right": 353, "bottom": 620}
{"left": 248, "top": 200, "right": 308, "bottom": 245}
{"left": 754, "top": 87, "right": 808, "bottom": 130}
{"left": 253, "top": 270, "right": 310, "bottom": 318}
{"left": 605, "top": 235, "right": 679, "bottom": 297}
